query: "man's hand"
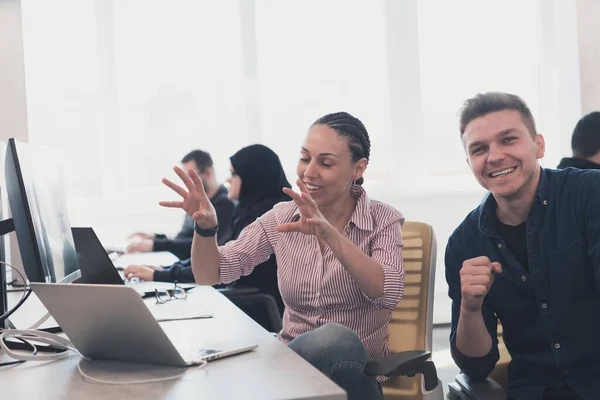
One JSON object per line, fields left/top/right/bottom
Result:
{"left": 123, "top": 265, "right": 163, "bottom": 281}
{"left": 127, "top": 232, "right": 155, "bottom": 240}
{"left": 460, "top": 256, "right": 502, "bottom": 312}
{"left": 126, "top": 239, "right": 153, "bottom": 253}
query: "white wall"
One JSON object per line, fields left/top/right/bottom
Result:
{"left": 0, "top": 0, "right": 28, "bottom": 282}
{"left": 577, "top": 0, "right": 600, "bottom": 114}
{"left": 538, "top": 0, "right": 582, "bottom": 167}
{"left": 0, "top": 0, "right": 28, "bottom": 143}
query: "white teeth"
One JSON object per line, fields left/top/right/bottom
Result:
{"left": 305, "top": 183, "right": 322, "bottom": 190}
{"left": 491, "top": 167, "right": 516, "bottom": 177}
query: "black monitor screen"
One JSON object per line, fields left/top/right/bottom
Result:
{"left": 5, "top": 139, "right": 79, "bottom": 283}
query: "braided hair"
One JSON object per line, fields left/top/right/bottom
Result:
{"left": 312, "top": 112, "right": 371, "bottom": 185}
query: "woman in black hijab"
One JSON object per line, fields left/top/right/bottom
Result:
{"left": 125, "top": 144, "right": 290, "bottom": 330}
{"left": 225, "top": 144, "right": 291, "bottom": 242}
{"left": 221, "top": 145, "right": 291, "bottom": 328}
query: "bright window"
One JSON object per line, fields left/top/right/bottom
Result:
{"left": 19, "top": 0, "right": 580, "bottom": 323}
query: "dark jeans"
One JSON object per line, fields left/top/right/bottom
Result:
{"left": 288, "top": 323, "right": 384, "bottom": 400}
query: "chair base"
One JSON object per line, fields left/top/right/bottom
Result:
{"left": 447, "top": 382, "right": 464, "bottom": 399}
{"left": 446, "top": 374, "right": 507, "bottom": 400}
{"left": 422, "top": 378, "right": 444, "bottom": 400}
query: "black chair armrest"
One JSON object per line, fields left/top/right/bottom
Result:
{"left": 365, "top": 350, "right": 430, "bottom": 376}
{"left": 217, "top": 286, "right": 260, "bottom": 296}
{"left": 447, "top": 373, "right": 506, "bottom": 400}
{"left": 365, "top": 350, "right": 439, "bottom": 392}
{"left": 218, "top": 289, "right": 283, "bottom": 332}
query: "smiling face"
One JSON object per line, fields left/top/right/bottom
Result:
{"left": 296, "top": 124, "right": 366, "bottom": 207}
{"left": 463, "top": 109, "right": 545, "bottom": 201}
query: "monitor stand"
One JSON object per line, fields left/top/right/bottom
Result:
{"left": 0, "top": 217, "right": 15, "bottom": 330}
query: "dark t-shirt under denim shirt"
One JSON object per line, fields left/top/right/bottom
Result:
{"left": 445, "top": 167, "right": 600, "bottom": 400}
{"left": 495, "top": 220, "right": 528, "bottom": 271}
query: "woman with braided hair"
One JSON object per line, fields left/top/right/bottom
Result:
{"left": 160, "top": 112, "right": 405, "bottom": 400}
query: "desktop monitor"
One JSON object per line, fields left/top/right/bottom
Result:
{"left": 4, "top": 138, "right": 79, "bottom": 283}
{"left": 0, "top": 184, "right": 8, "bottom": 328}
{"left": 0, "top": 140, "right": 11, "bottom": 328}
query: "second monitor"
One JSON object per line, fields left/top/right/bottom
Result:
{"left": 5, "top": 138, "right": 79, "bottom": 283}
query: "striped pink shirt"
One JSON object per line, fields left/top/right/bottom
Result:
{"left": 219, "top": 185, "right": 405, "bottom": 361}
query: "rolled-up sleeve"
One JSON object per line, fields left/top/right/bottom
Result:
{"left": 364, "top": 212, "right": 405, "bottom": 309}
{"left": 218, "top": 211, "right": 276, "bottom": 284}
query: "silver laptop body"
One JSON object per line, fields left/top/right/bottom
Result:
{"left": 30, "top": 283, "right": 257, "bottom": 366}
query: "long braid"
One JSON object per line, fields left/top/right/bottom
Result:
{"left": 312, "top": 112, "right": 370, "bottom": 185}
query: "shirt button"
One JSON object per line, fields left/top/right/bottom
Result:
{"left": 554, "top": 343, "right": 561, "bottom": 349}
{"left": 521, "top": 275, "right": 527, "bottom": 282}
{"left": 541, "top": 303, "right": 547, "bottom": 309}
{"left": 497, "top": 243, "right": 503, "bottom": 249}
{"left": 543, "top": 200, "right": 548, "bottom": 205}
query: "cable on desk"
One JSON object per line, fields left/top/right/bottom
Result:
{"left": 76, "top": 359, "right": 207, "bottom": 385}
{"left": 3, "top": 263, "right": 77, "bottom": 330}
{"left": 0, "top": 261, "right": 31, "bottom": 324}
{"left": 0, "top": 328, "right": 207, "bottom": 384}
{"left": 1, "top": 263, "right": 206, "bottom": 384}
{"left": 0, "top": 329, "right": 79, "bottom": 361}
{"left": 0, "top": 336, "right": 36, "bottom": 367}
{"left": 28, "top": 312, "right": 51, "bottom": 330}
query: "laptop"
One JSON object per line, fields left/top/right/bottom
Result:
{"left": 71, "top": 227, "right": 194, "bottom": 296}
{"left": 30, "top": 283, "right": 258, "bottom": 366}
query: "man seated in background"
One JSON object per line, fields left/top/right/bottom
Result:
{"left": 557, "top": 111, "right": 600, "bottom": 170}
{"left": 446, "top": 92, "right": 600, "bottom": 400}
{"left": 124, "top": 144, "right": 289, "bottom": 332}
{"left": 126, "top": 149, "right": 235, "bottom": 259}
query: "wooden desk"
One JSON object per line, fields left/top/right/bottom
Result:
{"left": 1, "top": 286, "right": 346, "bottom": 400}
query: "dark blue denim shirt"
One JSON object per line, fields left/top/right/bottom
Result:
{"left": 446, "top": 168, "right": 600, "bottom": 400}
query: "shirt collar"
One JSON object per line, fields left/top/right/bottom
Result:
{"left": 292, "top": 185, "right": 373, "bottom": 232}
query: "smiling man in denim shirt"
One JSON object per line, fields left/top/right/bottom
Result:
{"left": 445, "top": 92, "right": 600, "bottom": 400}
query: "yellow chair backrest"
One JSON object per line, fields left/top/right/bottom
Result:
{"left": 382, "top": 221, "right": 437, "bottom": 400}
{"left": 489, "top": 320, "right": 510, "bottom": 388}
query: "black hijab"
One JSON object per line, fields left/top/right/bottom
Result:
{"left": 227, "top": 144, "right": 291, "bottom": 241}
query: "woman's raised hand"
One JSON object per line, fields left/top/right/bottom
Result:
{"left": 159, "top": 166, "right": 218, "bottom": 229}
{"left": 276, "top": 179, "right": 334, "bottom": 240}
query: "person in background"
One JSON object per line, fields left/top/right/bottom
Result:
{"left": 125, "top": 144, "right": 290, "bottom": 330}
{"left": 159, "top": 112, "right": 405, "bottom": 400}
{"left": 557, "top": 111, "right": 600, "bottom": 170}
{"left": 126, "top": 149, "right": 234, "bottom": 259}
{"left": 446, "top": 92, "right": 600, "bottom": 400}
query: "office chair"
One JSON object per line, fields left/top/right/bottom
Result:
{"left": 447, "top": 321, "right": 510, "bottom": 399}
{"left": 365, "top": 221, "right": 444, "bottom": 400}
{"left": 219, "top": 286, "right": 283, "bottom": 332}
{"left": 489, "top": 322, "right": 509, "bottom": 387}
